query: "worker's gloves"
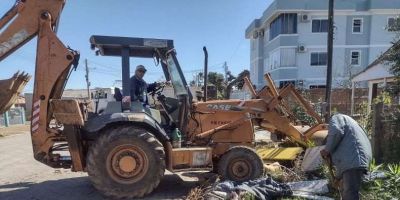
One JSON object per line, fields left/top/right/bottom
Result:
{"left": 122, "top": 96, "right": 131, "bottom": 103}
{"left": 153, "top": 82, "right": 161, "bottom": 87}
{"left": 154, "top": 81, "right": 170, "bottom": 87}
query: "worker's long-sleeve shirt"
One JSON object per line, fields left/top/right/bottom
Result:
{"left": 325, "top": 114, "right": 372, "bottom": 178}
{"left": 130, "top": 76, "right": 157, "bottom": 105}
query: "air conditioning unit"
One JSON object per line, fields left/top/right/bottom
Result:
{"left": 258, "top": 29, "right": 264, "bottom": 37}
{"left": 300, "top": 14, "right": 310, "bottom": 22}
{"left": 253, "top": 31, "right": 259, "bottom": 39}
{"left": 296, "top": 80, "right": 304, "bottom": 87}
{"left": 297, "top": 45, "right": 307, "bottom": 53}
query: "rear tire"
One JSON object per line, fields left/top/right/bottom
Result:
{"left": 218, "top": 146, "right": 264, "bottom": 182}
{"left": 86, "top": 125, "right": 165, "bottom": 199}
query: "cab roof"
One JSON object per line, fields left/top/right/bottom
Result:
{"left": 90, "top": 35, "right": 174, "bottom": 58}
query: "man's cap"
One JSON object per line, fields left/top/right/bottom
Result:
{"left": 136, "top": 65, "right": 147, "bottom": 72}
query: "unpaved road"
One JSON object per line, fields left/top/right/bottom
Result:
{"left": 0, "top": 132, "right": 202, "bottom": 200}
{"left": 0, "top": 124, "right": 30, "bottom": 137}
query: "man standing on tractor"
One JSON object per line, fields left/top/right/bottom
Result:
{"left": 320, "top": 113, "right": 372, "bottom": 200}
{"left": 130, "top": 65, "right": 159, "bottom": 107}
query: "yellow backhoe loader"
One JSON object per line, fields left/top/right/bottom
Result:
{"left": 0, "top": 0, "right": 327, "bottom": 198}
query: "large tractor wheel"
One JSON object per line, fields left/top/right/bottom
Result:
{"left": 218, "top": 146, "right": 264, "bottom": 182}
{"left": 86, "top": 125, "right": 165, "bottom": 199}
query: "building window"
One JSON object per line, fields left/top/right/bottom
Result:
{"left": 310, "top": 85, "right": 326, "bottom": 89}
{"left": 310, "top": 52, "right": 327, "bottom": 66}
{"left": 270, "top": 50, "right": 281, "bottom": 69}
{"left": 269, "top": 48, "right": 296, "bottom": 69}
{"left": 279, "top": 80, "right": 295, "bottom": 88}
{"left": 388, "top": 17, "right": 400, "bottom": 32}
{"left": 350, "top": 50, "right": 361, "bottom": 66}
{"left": 352, "top": 18, "right": 362, "bottom": 33}
{"left": 312, "top": 19, "right": 328, "bottom": 33}
{"left": 269, "top": 13, "right": 298, "bottom": 40}
{"left": 280, "top": 48, "right": 296, "bottom": 67}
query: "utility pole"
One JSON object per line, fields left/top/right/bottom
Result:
{"left": 325, "top": 0, "right": 334, "bottom": 122}
{"left": 196, "top": 72, "right": 201, "bottom": 87}
{"left": 198, "top": 72, "right": 204, "bottom": 87}
{"left": 85, "top": 59, "right": 91, "bottom": 99}
{"left": 223, "top": 62, "right": 228, "bottom": 81}
{"left": 203, "top": 47, "right": 208, "bottom": 102}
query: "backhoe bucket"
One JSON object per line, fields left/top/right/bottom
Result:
{"left": 0, "top": 72, "right": 31, "bottom": 114}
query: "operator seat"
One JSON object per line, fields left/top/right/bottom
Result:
{"left": 114, "top": 87, "right": 123, "bottom": 101}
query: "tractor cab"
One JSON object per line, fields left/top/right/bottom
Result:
{"left": 86, "top": 35, "right": 192, "bottom": 137}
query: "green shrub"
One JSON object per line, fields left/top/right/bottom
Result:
{"left": 362, "top": 161, "right": 400, "bottom": 199}
{"left": 291, "top": 105, "right": 317, "bottom": 126}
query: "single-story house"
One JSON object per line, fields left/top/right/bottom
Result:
{"left": 351, "top": 41, "right": 399, "bottom": 114}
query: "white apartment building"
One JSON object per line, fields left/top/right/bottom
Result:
{"left": 246, "top": 0, "right": 400, "bottom": 89}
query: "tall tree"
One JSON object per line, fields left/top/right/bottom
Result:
{"left": 382, "top": 17, "right": 400, "bottom": 94}
{"left": 226, "top": 71, "right": 236, "bottom": 82}
{"left": 235, "top": 70, "right": 250, "bottom": 90}
{"left": 205, "top": 70, "right": 251, "bottom": 99}
{"left": 207, "top": 72, "right": 225, "bottom": 99}
{"left": 224, "top": 69, "right": 250, "bottom": 99}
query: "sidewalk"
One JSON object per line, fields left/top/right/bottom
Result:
{"left": 0, "top": 124, "right": 30, "bottom": 137}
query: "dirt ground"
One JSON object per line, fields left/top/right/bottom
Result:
{"left": 0, "top": 124, "right": 30, "bottom": 137}
{"left": 0, "top": 128, "right": 206, "bottom": 200}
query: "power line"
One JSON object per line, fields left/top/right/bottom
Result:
{"left": 85, "top": 59, "right": 227, "bottom": 85}
{"left": 227, "top": 39, "right": 245, "bottom": 63}
{"left": 77, "top": 68, "right": 120, "bottom": 78}
{"left": 87, "top": 59, "right": 120, "bottom": 70}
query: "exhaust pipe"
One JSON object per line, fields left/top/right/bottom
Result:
{"left": 203, "top": 46, "right": 208, "bottom": 102}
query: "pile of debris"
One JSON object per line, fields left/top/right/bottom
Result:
{"left": 185, "top": 143, "right": 338, "bottom": 200}
{"left": 186, "top": 175, "right": 334, "bottom": 200}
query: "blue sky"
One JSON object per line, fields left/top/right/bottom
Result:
{"left": 0, "top": 0, "right": 271, "bottom": 92}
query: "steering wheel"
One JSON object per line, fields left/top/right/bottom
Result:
{"left": 150, "top": 82, "right": 166, "bottom": 96}
{"left": 150, "top": 82, "right": 169, "bottom": 106}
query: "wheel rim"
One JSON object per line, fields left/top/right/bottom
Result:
{"left": 229, "top": 158, "right": 252, "bottom": 181}
{"left": 106, "top": 144, "right": 149, "bottom": 184}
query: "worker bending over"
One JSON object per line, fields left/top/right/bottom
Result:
{"left": 320, "top": 113, "right": 372, "bottom": 200}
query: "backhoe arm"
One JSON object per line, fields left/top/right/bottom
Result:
{"left": 0, "top": 0, "right": 65, "bottom": 60}
{"left": 0, "top": 0, "right": 80, "bottom": 167}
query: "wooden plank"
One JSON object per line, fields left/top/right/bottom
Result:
{"left": 264, "top": 73, "right": 279, "bottom": 97}
{"left": 64, "top": 125, "right": 84, "bottom": 171}
{"left": 256, "top": 147, "right": 303, "bottom": 161}
{"left": 50, "top": 99, "right": 84, "bottom": 125}
{"left": 243, "top": 77, "right": 257, "bottom": 98}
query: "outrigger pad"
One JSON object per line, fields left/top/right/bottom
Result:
{"left": 50, "top": 99, "right": 85, "bottom": 126}
{"left": 0, "top": 72, "right": 31, "bottom": 114}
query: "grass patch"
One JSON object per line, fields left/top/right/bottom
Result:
{"left": 360, "top": 161, "right": 400, "bottom": 199}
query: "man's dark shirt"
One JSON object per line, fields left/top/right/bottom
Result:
{"left": 130, "top": 75, "right": 157, "bottom": 105}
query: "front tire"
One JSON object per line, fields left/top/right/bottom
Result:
{"left": 218, "top": 146, "right": 264, "bottom": 182}
{"left": 86, "top": 125, "right": 165, "bottom": 199}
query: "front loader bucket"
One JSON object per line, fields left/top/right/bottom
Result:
{"left": 0, "top": 72, "right": 31, "bottom": 114}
